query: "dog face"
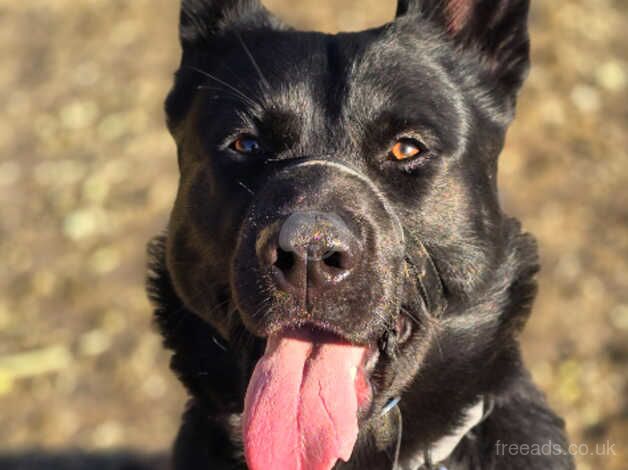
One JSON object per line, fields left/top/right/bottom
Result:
{"left": 163, "top": 0, "right": 535, "bottom": 466}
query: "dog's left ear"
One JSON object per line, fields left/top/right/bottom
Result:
{"left": 396, "top": 0, "right": 530, "bottom": 105}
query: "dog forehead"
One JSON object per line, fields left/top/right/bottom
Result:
{"left": 249, "top": 28, "right": 447, "bottom": 104}
{"left": 241, "top": 30, "right": 380, "bottom": 106}
{"left": 238, "top": 28, "right": 460, "bottom": 122}
{"left": 343, "top": 36, "right": 458, "bottom": 117}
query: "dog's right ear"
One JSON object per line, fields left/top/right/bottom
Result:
{"left": 167, "top": 1, "right": 281, "bottom": 140}
{"left": 179, "top": 0, "right": 280, "bottom": 49}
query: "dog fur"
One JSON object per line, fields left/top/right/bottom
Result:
{"left": 147, "top": 1, "right": 574, "bottom": 468}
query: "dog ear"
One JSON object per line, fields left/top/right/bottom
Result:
{"left": 396, "top": 0, "right": 530, "bottom": 98}
{"left": 179, "top": 0, "right": 279, "bottom": 49}
{"left": 166, "top": 1, "right": 282, "bottom": 137}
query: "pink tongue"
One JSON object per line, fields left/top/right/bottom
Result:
{"left": 243, "top": 331, "right": 366, "bottom": 470}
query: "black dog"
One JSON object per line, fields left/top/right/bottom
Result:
{"left": 147, "top": 1, "right": 574, "bottom": 468}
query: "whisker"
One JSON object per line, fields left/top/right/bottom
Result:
{"left": 238, "top": 180, "right": 255, "bottom": 195}
{"left": 392, "top": 405, "right": 403, "bottom": 470}
{"left": 250, "top": 296, "right": 272, "bottom": 320}
{"left": 235, "top": 31, "right": 270, "bottom": 91}
{"left": 212, "top": 336, "right": 228, "bottom": 352}
{"left": 400, "top": 306, "right": 421, "bottom": 325}
{"left": 185, "top": 65, "right": 258, "bottom": 107}
{"left": 197, "top": 85, "right": 257, "bottom": 107}
{"left": 201, "top": 297, "right": 231, "bottom": 321}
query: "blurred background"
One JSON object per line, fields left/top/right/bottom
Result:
{"left": 0, "top": 0, "right": 626, "bottom": 468}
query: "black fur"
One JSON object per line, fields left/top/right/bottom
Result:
{"left": 148, "top": 1, "right": 573, "bottom": 468}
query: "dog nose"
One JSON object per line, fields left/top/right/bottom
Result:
{"left": 262, "top": 212, "right": 359, "bottom": 292}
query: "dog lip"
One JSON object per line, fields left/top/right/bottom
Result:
{"left": 271, "top": 322, "right": 347, "bottom": 343}
{"left": 364, "top": 346, "right": 380, "bottom": 375}
{"left": 264, "top": 319, "right": 367, "bottom": 345}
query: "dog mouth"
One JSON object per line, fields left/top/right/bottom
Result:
{"left": 232, "top": 220, "right": 438, "bottom": 470}
{"left": 242, "top": 324, "right": 385, "bottom": 470}
{"left": 241, "top": 316, "right": 414, "bottom": 470}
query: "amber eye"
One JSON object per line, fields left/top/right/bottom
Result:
{"left": 230, "top": 135, "right": 261, "bottom": 154}
{"left": 389, "top": 138, "right": 425, "bottom": 161}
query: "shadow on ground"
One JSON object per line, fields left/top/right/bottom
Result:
{"left": 0, "top": 451, "right": 168, "bottom": 470}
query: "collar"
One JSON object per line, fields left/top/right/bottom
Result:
{"left": 384, "top": 396, "right": 494, "bottom": 470}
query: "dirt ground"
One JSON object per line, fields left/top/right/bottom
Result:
{"left": 0, "top": 0, "right": 626, "bottom": 469}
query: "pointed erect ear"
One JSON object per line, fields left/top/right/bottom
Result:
{"left": 179, "top": 0, "right": 278, "bottom": 49}
{"left": 396, "top": 0, "right": 530, "bottom": 96}
{"left": 166, "top": 0, "right": 279, "bottom": 138}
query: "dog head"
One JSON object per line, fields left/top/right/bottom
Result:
{"left": 161, "top": 0, "right": 536, "bottom": 467}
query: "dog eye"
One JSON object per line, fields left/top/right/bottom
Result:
{"left": 230, "top": 135, "right": 261, "bottom": 155}
{"left": 389, "top": 138, "right": 426, "bottom": 161}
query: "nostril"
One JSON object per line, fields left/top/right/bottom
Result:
{"left": 322, "top": 251, "right": 345, "bottom": 270}
{"left": 274, "top": 247, "right": 295, "bottom": 273}
{"left": 267, "top": 212, "right": 360, "bottom": 290}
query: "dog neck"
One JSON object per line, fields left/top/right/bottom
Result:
{"left": 390, "top": 397, "right": 490, "bottom": 470}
